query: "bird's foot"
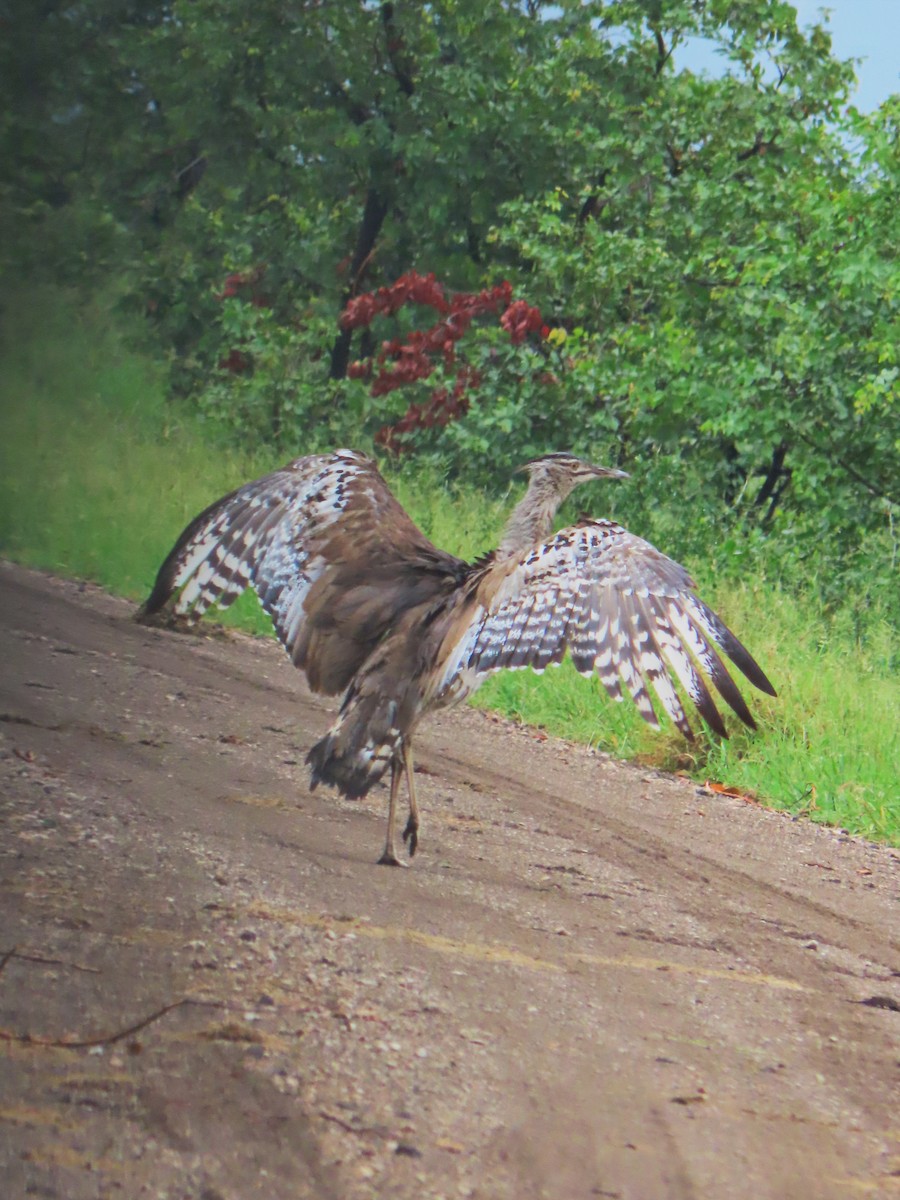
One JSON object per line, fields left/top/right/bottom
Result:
{"left": 376, "top": 848, "right": 407, "bottom": 868}
{"left": 402, "top": 816, "right": 418, "bottom": 858}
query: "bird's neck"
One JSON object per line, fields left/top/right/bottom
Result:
{"left": 497, "top": 479, "right": 564, "bottom": 559}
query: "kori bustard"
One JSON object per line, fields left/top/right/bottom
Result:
{"left": 141, "top": 450, "right": 775, "bottom": 865}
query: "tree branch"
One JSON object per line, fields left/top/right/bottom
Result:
{"left": 328, "top": 81, "right": 370, "bottom": 126}
{"left": 665, "top": 142, "right": 683, "bottom": 177}
{"left": 652, "top": 28, "right": 673, "bottom": 77}
{"left": 577, "top": 170, "right": 610, "bottom": 225}
{"left": 753, "top": 440, "right": 792, "bottom": 525}
{"left": 792, "top": 426, "right": 898, "bottom": 506}
{"left": 736, "top": 131, "right": 776, "bottom": 162}
{"left": 381, "top": 3, "right": 415, "bottom": 97}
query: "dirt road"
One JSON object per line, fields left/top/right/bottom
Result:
{"left": 1, "top": 561, "right": 898, "bottom": 1199}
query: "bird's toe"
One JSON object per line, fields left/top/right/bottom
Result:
{"left": 376, "top": 849, "right": 407, "bottom": 868}
{"left": 402, "top": 818, "right": 419, "bottom": 858}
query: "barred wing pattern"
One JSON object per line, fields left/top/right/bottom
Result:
{"left": 439, "top": 520, "right": 774, "bottom": 738}
{"left": 141, "top": 449, "right": 463, "bottom": 694}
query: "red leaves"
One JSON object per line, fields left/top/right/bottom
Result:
{"left": 341, "top": 271, "right": 450, "bottom": 329}
{"left": 371, "top": 346, "right": 436, "bottom": 397}
{"left": 216, "top": 266, "right": 271, "bottom": 374}
{"left": 340, "top": 272, "right": 546, "bottom": 452}
{"left": 500, "top": 299, "right": 545, "bottom": 345}
{"left": 218, "top": 349, "right": 251, "bottom": 374}
{"left": 703, "top": 780, "right": 761, "bottom": 803}
{"left": 217, "top": 266, "right": 270, "bottom": 308}
{"left": 219, "top": 272, "right": 247, "bottom": 300}
{"left": 375, "top": 367, "right": 480, "bottom": 453}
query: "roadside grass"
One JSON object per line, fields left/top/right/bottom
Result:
{"left": 2, "top": 286, "right": 897, "bottom": 843}
{"left": 0, "top": 287, "right": 279, "bottom": 620}
{"left": 472, "top": 589, "right": 898, "bottom": 841}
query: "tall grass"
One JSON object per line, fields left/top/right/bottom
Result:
{"left": 1, "top": 287, "right": 278, "bottom": 608}
{"left": 2, "top": 286, "right": 897, "bottom": 842}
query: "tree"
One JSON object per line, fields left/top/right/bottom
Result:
{"left": 4, "top": 1, "right": 897, "bottom": 602}
{"left": 0, "top": 1, "right": 174, "bottom": 278}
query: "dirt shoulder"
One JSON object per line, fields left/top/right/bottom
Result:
{"left": 1, "top": 561, "right": 898, "bottom": 1199}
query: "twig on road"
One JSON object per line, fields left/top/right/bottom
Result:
{"left": 0, "top": 946, "right": 101, "bottom": 975}
{"left": 0, "top": 996, "right": 224, "bottom": 1049}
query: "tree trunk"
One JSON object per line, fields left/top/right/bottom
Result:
{"left": 330, "top": 186, "right": 390, "bottom": 379}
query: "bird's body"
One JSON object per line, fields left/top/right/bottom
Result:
{"left": 141, "top": 449, "right": 774, "bottom": 865}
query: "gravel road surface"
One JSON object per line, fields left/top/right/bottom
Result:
{"left": 1, "top": 561, "right": 898, "bottom": 1199}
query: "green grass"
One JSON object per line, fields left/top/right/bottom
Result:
{"left": 0, "top": 287, "right": 280, "bottom": 613}
{"left": 2, "top": 286, "right": 898, "bottom": 843}
{"left": 470, "top": 590, "right": 898, "bottom": 840}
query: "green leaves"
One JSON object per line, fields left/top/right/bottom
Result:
{"left": 5, "top": 0, "right": 896, "bottom": 628}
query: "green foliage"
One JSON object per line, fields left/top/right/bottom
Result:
{"left": 0, "top": 285, "right": 277, "bottom": 599}
{"left": 485, "top": 92, "right": 899, "bottom": 570}
{"left": 6, "top": 3, "right": 895, "bottom": 525}
{"left": 1, "top": 285, "right": 897, "bottom": 843}
{"left": 2, "top": 6, "right": 898, "bottom": 834}
{"left": 475, "top": 581, "right": 899, "bottom": 842}
{"left": 196, "top": 299, "right": 380, "bottom": 451}
{"left": 0, "top": 1, "right": 168, "bottom": 282}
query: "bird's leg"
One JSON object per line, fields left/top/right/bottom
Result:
{"left": 377, "top": 756, "right": 405, "bottom": 867}
{"left": 401, "top": 742, "right": 419, "bottom": 858}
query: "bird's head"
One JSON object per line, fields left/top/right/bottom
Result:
{"left": 517, "top": 452, "right": 629, "bottom": 502}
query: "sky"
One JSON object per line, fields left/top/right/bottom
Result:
{"left": 677, "top": 0, "right": 900, "bottom": 112}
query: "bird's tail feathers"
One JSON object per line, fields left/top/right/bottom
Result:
{"left": 307, "top": 687, "right": 405, "bottom": 800}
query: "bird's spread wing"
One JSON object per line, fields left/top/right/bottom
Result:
{"left": 437, "top": 520, "right": 775, "bottom": 737}
{"left": 140, "top": 450, "right": 465, "bottom": 694}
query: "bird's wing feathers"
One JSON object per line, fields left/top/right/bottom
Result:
{"left": 438, "top": 520, "right": 774, "bottom": 737}
{"left": 141, "top": 450, "right": 464, "bottom": 693}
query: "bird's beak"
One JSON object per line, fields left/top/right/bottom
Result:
{"left": 589, "top": 465, "right": 629, "bottom": 481}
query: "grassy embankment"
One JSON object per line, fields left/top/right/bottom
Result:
{"left": 2, "top": 288, "right": 897, "bottom": 842}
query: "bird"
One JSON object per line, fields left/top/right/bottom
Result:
{"left": 140, "top": 449, "right": 775, "bottom": 866}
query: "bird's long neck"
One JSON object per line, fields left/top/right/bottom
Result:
{"left": 497, "top": 476, "right": 565, "bottom": 559}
